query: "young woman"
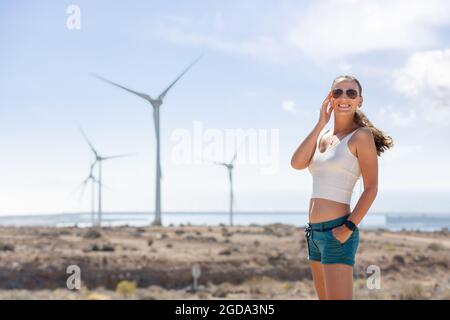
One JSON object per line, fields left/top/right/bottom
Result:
{"left": 290, "top": 75, "right": 393, "bottom": 300}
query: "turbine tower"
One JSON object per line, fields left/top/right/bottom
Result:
{"left": 78, "top": 125, "right": 134, "bottom": 227}
{"left": 93, "top": 55, "right": 202, "bottom": 226}
{"left": 214, "top": 151, "right": 238, "bottom": 226}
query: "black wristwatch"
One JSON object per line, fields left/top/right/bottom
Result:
{"left": 344, "top": 220, "right": 357, "bottom": 231}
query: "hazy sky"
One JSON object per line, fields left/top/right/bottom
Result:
{"left": 1, "top": 0, "right": 450, "bottom": 215}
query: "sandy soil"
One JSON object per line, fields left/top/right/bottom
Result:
{"left": 0, "top": 224, "right": 448, "bottom": 299}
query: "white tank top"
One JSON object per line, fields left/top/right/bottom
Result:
{"left": 308, "top": 126, "right": 361, "bottom": 204}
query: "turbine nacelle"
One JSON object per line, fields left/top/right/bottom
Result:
{"left": 150, "top": 99, "right": 163, "bottom": 109}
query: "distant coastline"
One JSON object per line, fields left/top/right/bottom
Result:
{"left": 0, "top": 211, "right": 449, "bottom": 231}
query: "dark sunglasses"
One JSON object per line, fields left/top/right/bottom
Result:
{"left": 332, "top": 88, "right": 359, "bottom": 99}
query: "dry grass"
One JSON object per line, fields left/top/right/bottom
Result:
{"left": 399, "top": 283, "right": 429, "bottom": 300}
{"left": 427, "top": 243, "right": 444, "bottom": 252}
{"left": 116, "top": 280, "right": 137, "bottom": 298}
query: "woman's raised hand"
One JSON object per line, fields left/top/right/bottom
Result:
{"left": 318, "top": 91, "right": 334, "bottom": 127}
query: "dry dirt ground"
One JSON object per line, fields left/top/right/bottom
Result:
{"left": 0, "top": 224, "right": 448, "bottom": 299}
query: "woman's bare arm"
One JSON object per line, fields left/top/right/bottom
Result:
{"left": 290, "top": 123, "right": 326, "bottom": 170}
{"left": 290, "top": 92, "right": 333, "bottom": 170}
{"left": 330, "top": 127, "right": 378, "bottom": 244}
{"left": 347, "top": 127, "right": 378, "bottom": 226}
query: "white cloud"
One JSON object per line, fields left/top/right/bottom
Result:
{"left": 150, "top": 0, "right": 450, "bottom": 63}
{"left": 379, "top": 105, "right": 416, "bottom": 127}
{"left": 392, "top": 48, "right": 450, "bottom": 127}
{"left": 154, "top": 27, "right": 291, "bottom": 63}
{"left": 288, "top": 0, "right": 450, "bottom": 61}
{"left": 213, "top": 11, "right": 225, "bottom": 31}
{"left": 282, "top": 100, "right": 298, "bottom": 113}
{"left": 337, "top": 61, "right": 352, "bottom": 72}
{"left": 379, "top": 144, "right": 424, "bottom": 166}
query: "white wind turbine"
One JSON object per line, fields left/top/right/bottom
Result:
{"left": 76, "top": 161, "right": 98, "bottom": 226}
{"left": 92, "top": 55, "right": 202, "bottom": 226}
{"left": 214, "top": 151, "right": 238, "bottom": 226}
{"left": 78, "top": 126, "right": 134, "bottom": 227}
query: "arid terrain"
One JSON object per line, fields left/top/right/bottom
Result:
{"left": 0, "top": 224, "right": 448, "bottom": 299}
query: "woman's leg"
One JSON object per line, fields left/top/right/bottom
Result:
{"left": 323, "top": 263, "right": 354, "bottom": 299}
{"left": 309, "top": 261, "right": 327, "bottom": 300}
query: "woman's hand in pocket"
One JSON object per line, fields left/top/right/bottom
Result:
{"left": 331, "top": 225, "right": 353, "bottom": 244}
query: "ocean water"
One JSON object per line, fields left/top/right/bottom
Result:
{"left": 0, "top": 212, "right": 449, "bottom": 232}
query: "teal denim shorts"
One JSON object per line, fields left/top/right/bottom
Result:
{"left": 305, "top": 214, "right": 359, "bottom": 266}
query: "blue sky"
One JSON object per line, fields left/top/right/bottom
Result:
{"left": 1, "top": 0, "right": 450, "bottom": 215}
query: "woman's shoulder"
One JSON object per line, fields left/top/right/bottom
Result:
{"left": 353, "top": 126, "right": 373, "bottom": 140}
{"left": 348, "top": 126, "right": 373, "bottom": 155}
{"left": 352, "top": 127, "right": 375, "bottom": 151}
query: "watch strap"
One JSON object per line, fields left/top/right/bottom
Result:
{"left": 344, "top": 220, "right": 357, "bottom": 231}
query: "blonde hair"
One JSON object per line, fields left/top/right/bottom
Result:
{"left": 332, "top": 75, "right": 394, "bottom": 156}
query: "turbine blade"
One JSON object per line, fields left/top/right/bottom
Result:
{"left": 76, "top": 178, "right": 91, "bottom": 201}
{"left": 99, "top": 181, "right": 113, "bottom": 191}
{"left": 77, "top": 124, "right": 98, "bottom": 157}
{"left": 89, "top": 161, "right": 97, "bottom": 175}
{"left": 78, "top": 184, "right": 88, "bottom": 201}
{"left": 230, "top": 141, "right": 245, "bottom": 164}
{"left": 102, "top": 153, "right": 137, "bottom": 160}
{"left": 213, "top": 161, "right": 228, "bottom": 167}
{"left": 230, "top": 151, "right": 237, "bottom": 164}
{"left": 71, "top": 179, "right": 87, "bottom": 196}
{"left": 158, "top": 54, "right": 202, "bottom": 101}
{"left": 92, "top": 73, "right": 153, "bottom": 102}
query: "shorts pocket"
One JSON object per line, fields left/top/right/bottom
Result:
{"left": 327, "top": 229, "right": 344, "bottom": 245}
{"left": 328, "top": 228, "right": 357, "bottom": 246}
{"left": 343, "top": 230, "right": 359, "bottom": 257}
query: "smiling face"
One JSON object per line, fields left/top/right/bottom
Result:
{"left": 331, "top": 79, "right": 363, "bottom": 114}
